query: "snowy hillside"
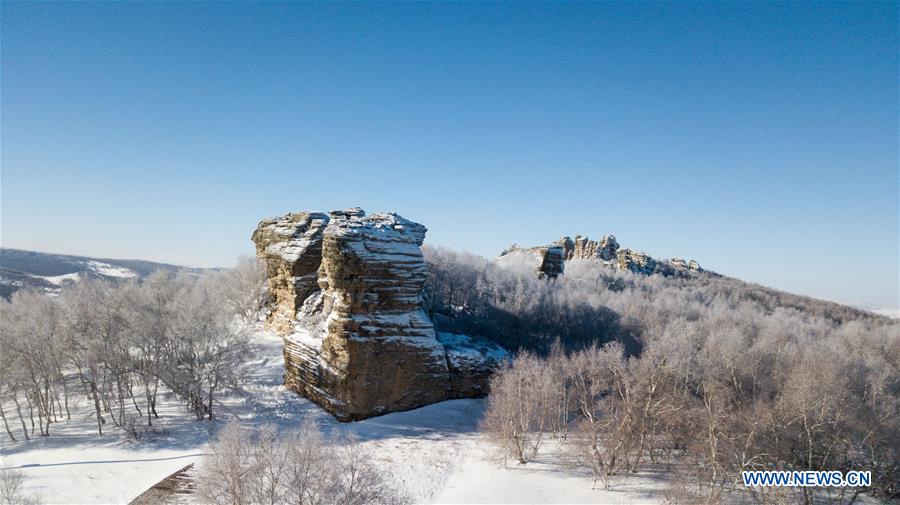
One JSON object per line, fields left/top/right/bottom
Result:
{"left": 0, "top": 248, "right": 209, "bottom": 299}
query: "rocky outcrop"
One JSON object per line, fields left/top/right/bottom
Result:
{"left": 501, "top": 234, "right": 706, "bottom": 278}
{"left": 557, "top": 235, "right": 620, "bottom": 261}
{"left": 671, "top": 258, "right": 703, "bottom": 273}
{"left": 253, "top": 208, "right": 507, "bottom": 421}
{"left": 616, "top": 248, "right": 658, "bottom": 275}
{"left": 500, "top": 234, "right": 626, "bottom": 278}
{"left": 498, "top": 244, "right": 566, "bottom": 278}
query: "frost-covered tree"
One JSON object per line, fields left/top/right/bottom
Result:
{"left": 162, "top": 273, "right": 248, "bottom": 420}
{"left": 220, "top": 255, "right": 269, "bottom": 324}
{"left": 121, "top": 271, "right": 181, "bottom": 426}
{"left": 0, "top": 265, "right": 255, "bottom": 440}
{"left": 198, "top": 419, "right": 409, "bottom": 505}
{"left": 1, "top": 289, "right": 70, "bottom": 438}
{"left": 480, "top": 352, "right": 554, "bottom": 465}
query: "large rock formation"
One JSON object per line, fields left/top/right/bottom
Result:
{"left": 253, "top": 208, "right": 506, "bottom": 421}
{"left": 499, "top": 234, "right": 705, "bottom": 278}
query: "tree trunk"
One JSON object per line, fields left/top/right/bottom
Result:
{"left": 91, "top": 382, "right": 104, "bottom": 436}
{"left": 0, "top": 402, "right": 17, "bottom": 442}
{"left": 12, "top": 395, "right": 30, "bottom": 441}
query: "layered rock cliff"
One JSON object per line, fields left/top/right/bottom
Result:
{"left": 253, "top": 208, "right": 507, "bottom": 421}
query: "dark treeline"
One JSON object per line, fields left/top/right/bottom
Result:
{"left": 424, "top": 246, "right": 898, "bottom": 503}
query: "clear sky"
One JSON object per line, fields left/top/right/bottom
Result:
{"left": 2, "top": 2, "right": 898, "bottom": 309}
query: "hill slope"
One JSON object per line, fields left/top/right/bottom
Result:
{"left": 0, "top": 248, "right": 210, "bottom": 298}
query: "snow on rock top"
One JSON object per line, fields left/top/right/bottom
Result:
{"left": 252, "top": 208, "right": 506, "bottom": 421}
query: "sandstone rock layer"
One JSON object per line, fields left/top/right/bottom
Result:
{"left": 253, "top": 208, "right": 506, "bottom": 421}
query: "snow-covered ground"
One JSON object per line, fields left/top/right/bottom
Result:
{"left": 871, "top": 307, "right": 900, "bottom": 319}
{"left": 436, "top": 443, "right": 670, "bottom": 504}
{"left": 1, "top": 329, "right": 672, "bottom": 504}
{"left": 85, "top": 261, "right": 138, "bottom": 279}
{"left": 39, "top": 272, "right": 82, "bottom": 286}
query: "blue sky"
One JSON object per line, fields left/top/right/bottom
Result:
{"left": 2, "top": 2, "right": 897, "bottom": 308}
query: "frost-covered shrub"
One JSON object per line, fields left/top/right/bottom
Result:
{"left": 197, "top": 419, "right": 410, "bottom": 505}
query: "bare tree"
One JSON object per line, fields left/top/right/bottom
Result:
{"left": 282, "top": 418, "right": 337, "bottom": 505}
{"left": 0, "top": 469, "right": 41, "bottom": 505}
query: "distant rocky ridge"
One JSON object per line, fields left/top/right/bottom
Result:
{"left": 499, "top": 234, "right": 705, "bottom": 278}
{"left": 252, "top": 208, "right": 507, "bottom": 421}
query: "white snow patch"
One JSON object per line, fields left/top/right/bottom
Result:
{"left": 39, "top": 272, "right": 82, "bottom": 286}
{"left": 285, "top": 326, "right": 324, "bottom": 351}
{"left": 495, "top": 249, "right": 544, "bottom": 273}
{"left": 86, "top": 261, "right": 137, "bottom": 279}
{"left": 871, "top": 307, "right": 900, "bottom": 319}
{"left": 436, "top": 443, "right": 671, "bottom": 504}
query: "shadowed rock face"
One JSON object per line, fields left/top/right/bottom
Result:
{"left": 252, "top": 212, "right": 330, "bottom": 334}
{"left": 253, "top": 208, "right": 507, "bottom": 421}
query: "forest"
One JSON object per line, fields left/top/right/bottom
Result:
{"left": 424, "top": 246, "right": 899, "bottom": 503}
{"left": 0, "top": 258, "right": 266, "bottom": 441}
